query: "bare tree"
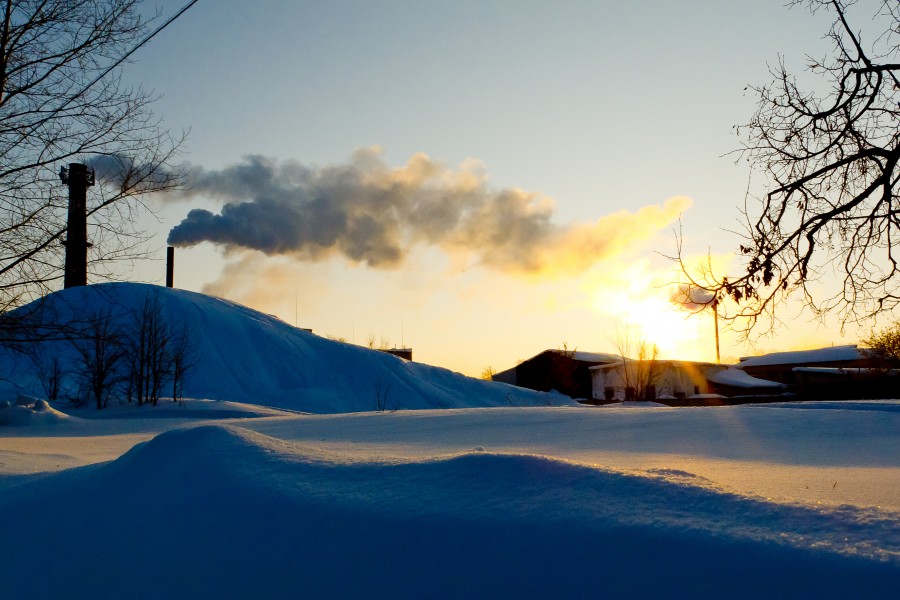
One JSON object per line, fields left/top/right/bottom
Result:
{"left": 125, "top": 291, "right": 195, "bottom": 406}
{"left": 612, "top": 327, "right": 661, "bottom": 401}
{"left": 373, "top": 378, "right": 390, "bottom": 412}
{"left": 0, "top": 1, "right": 185, "bottom": 316}
{"left": 32, "top": 349, "right": 63, "bottom": 402}
{"left": 170, "top": 319, "right": 197, "bottom": 405}
{"left": 125, "top": 292, "right": 172, "bottom": 406}
{"left": 678, "top": 1, "right": 899, "bottom": 335}
{"left": 72, "top": 309, "right": 125, "bottom": 409}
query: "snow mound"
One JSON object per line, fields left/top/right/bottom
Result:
{"left": 0, "top": 283, "right": 565, "bottom": 412}
{"left": 84, "top": 425, "right": 900, "bottom": 560}
{"left": 0, "top": 397, "right": 69, "bottom": 426}
{"left": 1, "top": 423, "right": 897, "bottom": 598}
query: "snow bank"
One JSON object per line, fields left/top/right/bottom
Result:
{"left": 0, "top": 283, "right": 566, "bottom": 413}
{"left": 0, "top": 397, "right": 69, "bottom": 426}
{"left": 0, "top": 423, "right": 896, "bottom": 599}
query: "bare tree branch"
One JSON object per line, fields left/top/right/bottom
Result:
{"left": 677, "top": 0, "right": 900, "bottom": 337}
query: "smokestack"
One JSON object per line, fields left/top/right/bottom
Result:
{"left": 60, "top": 163, "right": 94, "bottom": 289}
{"left": 166, "top": 246, "right": 175, "bottom": 288}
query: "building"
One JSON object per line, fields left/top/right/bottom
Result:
{"left": 492, "top": 350, "right": 620, "bottom": 399}
{"left": 735, "top": 345, "right": 876, "bottom": 385}
{"left": 589, "top": 360, "right": 726, "bottom": 402}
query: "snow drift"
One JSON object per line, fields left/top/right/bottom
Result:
{"left": 0, "top": 283, "right": 562, "bottom": 412}
{"left": 1, "top": 423, "right": 896, "bottom": 599}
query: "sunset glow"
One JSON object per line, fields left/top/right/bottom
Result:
{"left": 587, "top": 261, "right": 713, "bottom": 362}
{"left": 118, "top": 0, "right": 867, "bottom": 376}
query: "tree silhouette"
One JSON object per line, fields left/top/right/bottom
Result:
{"left": 678, "top": 0, "right": 899, "bottom": 335}
{"left": 0, "top": 1, "right": 184, "bottom": 315}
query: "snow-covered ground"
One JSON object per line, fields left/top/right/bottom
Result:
{"left": 1, "top": 400, "right": 898, "bottom": 598}
{"left": 0, "top": 284, "right": 898, "bottom": 597}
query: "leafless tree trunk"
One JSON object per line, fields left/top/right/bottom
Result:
{"left": 72, "top": 309, "right": 125, "bottom": 409}
{"left": 171, "top": 319, "right": 196, "bottom": 405}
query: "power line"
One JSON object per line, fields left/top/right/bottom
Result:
{"left": 62, "top": 0, "right": 204, "bottom": 117}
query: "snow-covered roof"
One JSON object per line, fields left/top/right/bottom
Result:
{"left": 738, "top": 345, "right": 867, "bottom": 368}
{"left": 589, "top": 359, "right": 720, "bottom": 372}
{"left": 792, "top": 367, "right": 900, "bottom": 376}
{"left": 707, "top": 368, "right": 786, "bottom": 389}
{"left": 555, "top": 350, "right": 622, "bottom": 363}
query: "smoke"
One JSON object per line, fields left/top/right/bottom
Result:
{"left": 85, "top": 154, "right": 178, "bottom": 194}
{"left": 167, "top": 148, "right": 691, "bottom": 276}
{"left": 670, "top": 283, "right": 716, "bottom": 311}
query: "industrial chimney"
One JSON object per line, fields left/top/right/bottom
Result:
{"left": 60, "top": 163, "right": 94, "bottom": 289}
{"left": 166, "top": 246, "right": 175, "bottom": 288}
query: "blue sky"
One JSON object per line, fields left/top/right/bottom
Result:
{"left": 116, "top": 1, "right": 854, "bottom": 374}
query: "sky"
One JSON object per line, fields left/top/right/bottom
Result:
{"left": 110, "top": 0, "right": 863, "bottom": 375}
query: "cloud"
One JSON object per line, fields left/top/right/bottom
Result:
{"left": 167, "top": 148, "right": 691, "bottom": 276}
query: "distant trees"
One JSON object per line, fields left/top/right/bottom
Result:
{"left": 72, "top": 309, "right": 126, "bottom": 409}
{"left": 0, "top": 0, "right": 184, "bottom": 317}
{"left": 612, "top": 328, "right": 660, "bottom": 401}
{"left": 373, "top": 378, "right": 390, "bottom": 412}
{"left": 32, "top": 348, "right": 63, "bottom": 402}
{"left": 28, "top": 290, "right": 196, "bottom": 408}
{"left": 862, "top": 321, "right": 900, "bottom": 363}
{"left": 124, "top": 293, "right": 195, "bottom": 406}
{"left": 678, "top": 0, "right": 899, "bottom": 334}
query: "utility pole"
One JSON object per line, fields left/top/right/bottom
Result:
{"left": 60, "top": 163, "right": 94, "bottom": 288}
{"left": 712, "top": 299, "right": 720, "bottom": 363}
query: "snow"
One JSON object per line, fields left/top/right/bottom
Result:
{"left": 0, "top": 284, "right": 898, "bottom": 597}
{"left": 738, "top": 345, "right": 868, "bottom": 367}
{"left": 569, "top": 350, "right": 621, "bottom": 363}
{"left": 1, "top": 403, "right": 898, "bottom": 598}
{"left": 708, "top": 368, "right": 787, "bottom": 389}
{"left": 0, "top": 283, "right": 570, "bottom": 412}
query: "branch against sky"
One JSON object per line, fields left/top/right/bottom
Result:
{"left": 677, "top": 0, "right": 900, "bottom": 337}
{"left": 0, "top": 0, "right": 185, "bottom": 315}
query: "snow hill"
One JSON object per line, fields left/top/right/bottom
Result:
{"left": 0, "top": 283, "right": 563, "bottom": 412}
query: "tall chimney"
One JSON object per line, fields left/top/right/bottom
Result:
{"left": 60, "top": 163, "right": 94, "bottom": 289}
{"left": 166, "top": 246, "right": 175, "bottom": 288}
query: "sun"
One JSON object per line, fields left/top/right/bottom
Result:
{"left": 587, "top": 261, "right": 715, "bottom": 362}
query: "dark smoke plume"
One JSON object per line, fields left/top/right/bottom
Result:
{"left": 167, "top": 148, "right": 690, "bottom": 275}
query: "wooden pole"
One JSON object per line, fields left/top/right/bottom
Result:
{"left": 713, "top": 300, "right": 720, "bottom": 363}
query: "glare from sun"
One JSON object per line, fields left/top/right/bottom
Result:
{"left": 588, "top": 261, "right": 715, "bottom": 362}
